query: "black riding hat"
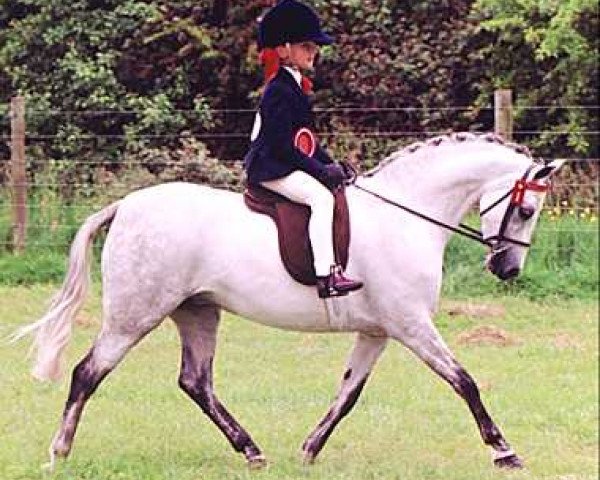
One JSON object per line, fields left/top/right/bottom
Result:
{"left": 258, "top": 0, "right": 333, "bottom": 49}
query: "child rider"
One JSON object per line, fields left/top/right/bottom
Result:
{"left": 244, "top": 0, "right": 363, "bottom": 298}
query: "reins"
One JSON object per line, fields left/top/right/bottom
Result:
{"left": 351, "top": 182, "right": 493, "bottom": 246}
{"left": 345, "top": 163, "right": 549, "bottom": 250}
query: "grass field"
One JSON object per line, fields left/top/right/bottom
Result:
{"left": 0, "top": 286, "right": 597, "bottom": 480}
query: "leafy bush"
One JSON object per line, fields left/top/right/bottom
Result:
{"left": 0, "top": 0, "right": 217, "bottom": 190}
{"left": 1, "top": 0, "right": 597, "bottom": 175}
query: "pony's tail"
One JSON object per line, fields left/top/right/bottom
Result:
{"left": 11, "top": 201, "right": 120, "bottom": 382}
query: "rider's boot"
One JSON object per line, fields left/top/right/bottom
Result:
{"left": 316, "top": 265, "right": 363, "bottom": 298}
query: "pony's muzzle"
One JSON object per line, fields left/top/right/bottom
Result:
{"left": 486, "top": 246, "right": 521, "bottom": 281}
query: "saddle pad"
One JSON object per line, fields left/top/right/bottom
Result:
{"left": 244, "top": 185, "right": 350, "bottom": 286}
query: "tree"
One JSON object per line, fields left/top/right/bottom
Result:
{"left": 472, "top": 0, "right": 599, "bottom": 157}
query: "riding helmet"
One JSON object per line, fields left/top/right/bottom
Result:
{"left": 258, "top": 0, "right": 333, "bottom": 49}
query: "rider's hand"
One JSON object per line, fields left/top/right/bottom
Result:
{"left": 338, "top": 160, "right": 358, "bottom": 183}
{"left": 323, "top": 163, "right": 346, "bottom": 189}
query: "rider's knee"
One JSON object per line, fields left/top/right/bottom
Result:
{"left": 308, "top": 186, "right": 334, "bottom": 211}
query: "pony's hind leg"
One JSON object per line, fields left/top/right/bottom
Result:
{"left": 171, "top": 302, "right": 266, "bottom": 468}
{"left": 302, "top": 333, "right": 388, "bottom": 463}
{"left": 50, "top": 322, "right": 158, "bottom": 466}
{"left": 389, "top": 316, "right": 523, "bottom": 469}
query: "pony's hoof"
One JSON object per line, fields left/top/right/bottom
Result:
{"left": 494, "top": 453, "right": 524, "bottom": 469}
{"left": 41, "top": 460, "right": 55, "bottom": 474}
{"left": 247, "top": 454, "right": 267, "bottom": 470}
{"left": 41, "top": 447, "right": 58, "bottom": 473}
{"left": 51, "top": 431, "right": 72, "bottom": 459}
{"left": 301, "top": 449, "right": 316, "bottom": 465}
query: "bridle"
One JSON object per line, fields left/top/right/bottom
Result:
{"left": 477, "top": 165, "right": 549, "bottom": 248}
{"left": 346, "top": 163, "right": 550, "bottom": 250}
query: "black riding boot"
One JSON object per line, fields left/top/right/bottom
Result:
{"left": 316, "top": 265, "right": 363, "bottom": 298}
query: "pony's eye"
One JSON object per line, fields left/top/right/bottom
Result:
{"left": 518, "top": 205, "right": 535, "bottom": 221}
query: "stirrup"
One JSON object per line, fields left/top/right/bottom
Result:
{"left": 317, "top": 265, "right": 363, "bottom": 299}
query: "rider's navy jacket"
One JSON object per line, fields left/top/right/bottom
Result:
{"left": 244, "top": 67, "right": 333, "bottom": 185}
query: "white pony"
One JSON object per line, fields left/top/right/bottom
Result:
{"left": 15, "top": 133, "right": 563, "bottom": 470}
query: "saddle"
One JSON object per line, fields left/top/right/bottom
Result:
{"left": 244, "top": 185, "right": 350, "bottom": 286}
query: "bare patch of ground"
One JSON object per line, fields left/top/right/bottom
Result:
{"left": 442, "top": 300, "right": 506, "bottom": 319}
{"left": 456, "top": 325, "right": 521, "bottom": 347}
{"left": 552, "top": 333, "right": 584, "bottom": 351}
{"left": 556, "top": 475, "right": 592, "bottom": 480}
{"left": 75, "top": 313, "right": 99, "bottom": 328}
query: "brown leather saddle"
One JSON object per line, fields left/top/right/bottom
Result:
{"left": 244, "top": 185, "right": 350, "bottom": 286}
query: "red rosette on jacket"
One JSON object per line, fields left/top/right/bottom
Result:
{"left": 294, "top": 127, "right": 316, "bottom": 157}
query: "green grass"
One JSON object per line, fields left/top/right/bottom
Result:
{"left": 442, "top": 215, "right": 598, "bottom": 300}
{"left": 0, "top": 286, "right": 597, "bottom": 480}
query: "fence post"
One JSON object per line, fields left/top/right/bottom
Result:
{"left": 10, "top": 95, "right": 27, "bottom": 253}
{"left": 494, "top": 89, "right": 513, "bottom": 141}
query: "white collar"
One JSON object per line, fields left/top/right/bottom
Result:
{"left": 283, "top": 66, "right": 302, "bottom": 86}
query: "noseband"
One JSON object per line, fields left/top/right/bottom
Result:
{"left": 350, "top": 164, "right": 549, "bottom": 249}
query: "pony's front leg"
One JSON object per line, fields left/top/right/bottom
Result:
{"left": 302, "top": 333, "right": 387, "bottom": 463}
{"left": 389, "top": 316, "right": 523, "bottom": 469}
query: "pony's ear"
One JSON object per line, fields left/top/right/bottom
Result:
{"left": 533, "top": 159, "right": 566, "bottom": 180}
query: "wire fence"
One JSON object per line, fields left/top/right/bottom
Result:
{"left": 3, "top": 131, "right": 600, "bottom": 141}
{"left": 1, "top": 103, "right": 598, "bottom": 164}
{"left": 1, "top": 102, "right": 598, "bottom": 256}
{"left": 0, "top": 163, "right": 596, "bottom": 257}
{"left": 0, "top": 102, "right": 595, "bottom": 114}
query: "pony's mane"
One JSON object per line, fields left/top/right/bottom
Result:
{"left": 365, "top": 132, "right": 536, "bottom": 177}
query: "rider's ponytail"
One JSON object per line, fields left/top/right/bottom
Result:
{"left": 259, "top": 47, "right": 280, "bottom": 86}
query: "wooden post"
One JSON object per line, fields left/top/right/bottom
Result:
{"left": 494, "top": 89, "right": 513, "bottom": 141}
{"left": 10, "top": 95, "right": 27, "bottom": 253}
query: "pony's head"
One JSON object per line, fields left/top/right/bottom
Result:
{"left": 480, "top": 159, "right": 565, "bottom": 280}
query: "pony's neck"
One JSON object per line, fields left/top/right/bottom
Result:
{"left": 363, "top": 142, "right": 531, "bottom": 233}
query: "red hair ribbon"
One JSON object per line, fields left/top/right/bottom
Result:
{"left": 259, "top": 48, "right": 280, "bottom": 84}
{"left": 259, "top": 47, "right": 313, "bottom": 94}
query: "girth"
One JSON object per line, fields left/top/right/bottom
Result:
{"left": 243, "top": 185, "right": 350, "bottom": 286}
